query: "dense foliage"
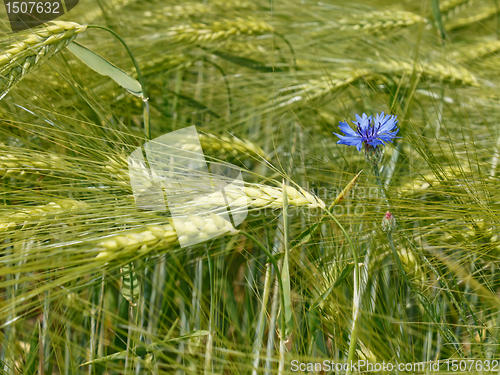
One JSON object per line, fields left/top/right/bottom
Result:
{"left": 2, "top": 0, "right": 500, "bottom": 373}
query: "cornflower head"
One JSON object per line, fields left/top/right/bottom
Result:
{"left": 333, "top": 112, "right": 399, "bottom": 164}
{"left": 381, "top": 211, "right": 397, "bottom": 233}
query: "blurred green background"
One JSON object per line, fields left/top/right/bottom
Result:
{"left": 1, "top": 0, "right": 500, "bottom": 373}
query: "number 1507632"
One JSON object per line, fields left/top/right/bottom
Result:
{"left": 5, "top": 2, "right": 60, "bottom": 14}
{"left": 445, "top": 359, "right": 499, "bottom": 372}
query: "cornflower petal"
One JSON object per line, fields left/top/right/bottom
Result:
{"left": 338, "top": 121, "right": 358, "bottom": 137}
{"left": 333, "top": 111, "right": 400, "bottom": 151}
{"left": 334, "top": 134, "right": 361, "bottom": 145}
{"left": 378, "top": 116, "right": 398, "bottom": 133}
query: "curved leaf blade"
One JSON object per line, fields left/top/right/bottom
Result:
{"left": 67, "top": 41, "right": 143, "bottom": 98}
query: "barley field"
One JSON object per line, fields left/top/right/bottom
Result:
{"left": 1, "top": 0, "right": 500, "bottom": 374}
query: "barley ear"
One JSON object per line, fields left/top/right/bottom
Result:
{"left": 0, "top": 21, "right": 87, "bottom": 99}
{"left": 95, "top": 214, "right": 238, "bottom": 260}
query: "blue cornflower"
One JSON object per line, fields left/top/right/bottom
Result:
{"left": 333, "top": 112, "right": 399, "bottom": 152}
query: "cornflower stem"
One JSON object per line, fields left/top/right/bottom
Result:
{"left": 371, "top": 162, "right": 389, "bottom": 207}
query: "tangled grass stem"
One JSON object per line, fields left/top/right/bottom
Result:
{"left": 372, "top": 157, "right": 463, "bottom": 354}
{"left": 322, "top": 207, "right": 360, "bottom": 373}
{"left": 386, "top": 232, "right": 463, "bottom": 355}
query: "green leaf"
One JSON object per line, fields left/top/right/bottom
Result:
{"left": 164, "top": 330, "right": 210, "bottom": 342}
{"left": 290, "top": 170, "right": 363, "bottom": 249}
{"left": 210, "top": 50, "right": 288, "bottom": 72}
{"left": 165, "top": 88, "right": 221, "bottom": 118}
{"left": 80, "top": 349, "right": 132, "bottom": 366}
{"left": 67, "top": 42, "right": 143, "bottom": 98}
{"left": 431, "top": 0, "right": 446, "bottom": 41}
{"left": 311, "top": 262, "right": 355, "bottom": 309}
{"left": 80, "top": 330, "right": 210, "bottom": 366}
{"left": 290, "top": 223, "right": 318, "bottom": 249}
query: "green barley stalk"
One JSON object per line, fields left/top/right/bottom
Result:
{"left": 440, "top": 0, "right": 477, "bottom": 20}
{"left": 199, "top": 132, "right": 269, "bottom": 160}
{"left": 321, "top": 208, "right": 360, "bottom": 374}
{"left": 155, "top": 3, "right": 214, "bottom": 20}
{"left": 204, "top": 245, "right": 214, "bottom": 375}
{"left": 0, "top": 21, "right": 87, "bottom": 99}
{"left": 274, "top": 70, "right": 371, "bottom": 110}
{"left": 337, "top": 10, "right": 428, "bottom": 33}
{"left": 0, "top": 199, "right": 89, "bottom": 232}
{"left": 0, "top": 132, "right": 266, "bottom": 182}
{"left": 440, "top": 0, "right": 476, "bottom": 13}
{"left": 95, "top": 214, "right": 238, "bottom": 260}
{"left": 95, "top": 182, "right": 324, "bottom": 259}
{"left": 451, "top": 39, "right": 500, "bottom": 62}
{"left": 278, "top": 181, "right": 292, "bottom": 375}
{"left": 377, "top": 59, "right": 478, "bottom": 87}
{"left": 397, "top": 165, "right": 473, "bottom": 198}
{"left": 0, "top": 181, "right": 324, "bottom": 241}
{"left": 197, "top": 183, "right": 325, "bottom": 210}
{"left": 139, "top": 0, "right": 256, "bottom": 25}
{"left": 0, "top": 151, "right": 66, "bottom": 179}
{"left": 273, "top": 57, "right": 477, "bottom": 111}
{"left": 445, "top": 4, "right": 500, "bottom": 31}
{"left": 166, "top": 18, "right": 273, "bottom": 44}
{"left": 159, "top": 132, "right": 268, "bottom": 160}
{"left": 251, "top": 261, "right": 273, "bottom": 375}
